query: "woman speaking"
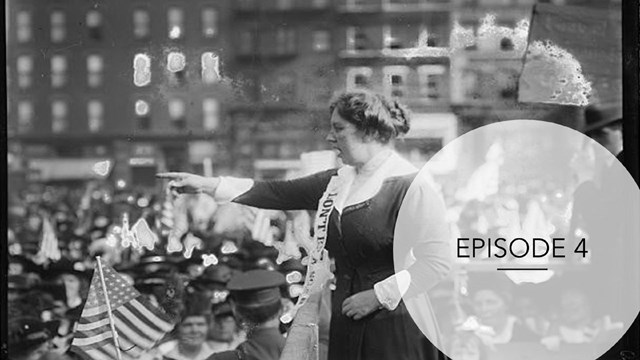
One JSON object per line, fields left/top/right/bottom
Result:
{"left": 158, "top": 91, "right": 451, "bottom": 360}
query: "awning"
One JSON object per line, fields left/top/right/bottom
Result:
{"left": 28, "top": 158, "right": 114, "bottom": 181}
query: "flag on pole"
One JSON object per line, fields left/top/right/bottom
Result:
{"left": 70, "top": 263, "right": 174, "bottom": 360}
{"left": 38, "top": 215, "right": 61, "bottom": 261}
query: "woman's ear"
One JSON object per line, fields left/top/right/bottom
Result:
{"left": 360, "top": 131, "right": 377, "bottom": 144}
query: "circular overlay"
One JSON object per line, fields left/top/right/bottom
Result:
{"left": 394, "top": 120, "right": 639, "bottom": 360}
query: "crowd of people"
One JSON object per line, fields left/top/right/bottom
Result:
{"left": 7, "top": 90, "right": 630, "bottom": 360}
{"left": 7, "top": 180, "right": 308, "bottom": 360}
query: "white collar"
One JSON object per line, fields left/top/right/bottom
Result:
{"left": 355, "top": 149, "right": 395, "bottom": 176}
{"left": 334, "top": 151, "right": 417, "bottom": 211}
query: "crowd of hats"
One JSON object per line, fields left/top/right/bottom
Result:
{"left": 7, "top": 183, "right": 309, "bottom": 358}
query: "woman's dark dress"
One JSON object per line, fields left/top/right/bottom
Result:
{"left": 232, "top": 169, "right": 450, "bottom": 360}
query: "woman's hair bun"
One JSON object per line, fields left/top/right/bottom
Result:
{"left": 388, "top": 100, "right": 411, "bottom": 136}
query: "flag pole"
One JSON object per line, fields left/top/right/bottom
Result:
{"left": 96, "top": 256, "right": 123, "bottom": 360}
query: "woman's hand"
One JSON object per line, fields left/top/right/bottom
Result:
{"left": 341, "top": 289, "right": 382, "bottom": 320}
{"left": 156, "top": 172, "right": 220, "bottom": 197}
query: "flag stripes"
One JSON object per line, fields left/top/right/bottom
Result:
{"left": 71, "top": 262, "right": 175, "bottom": 360}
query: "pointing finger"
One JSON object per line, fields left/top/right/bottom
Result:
{"left": 156, "top": 172, "right": 186, "bottom": 179}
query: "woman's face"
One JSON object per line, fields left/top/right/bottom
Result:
{"left": 326, "top": 109, "right": 368, "bottom": 166}
{"left": 209, "top": 315, "right": 237, "bottom": 342}
{"left": 473, "top": 289, "right": 508, "bottom": 323}
{"left": 178, "top": 316, "right": 208, "bottom": 347}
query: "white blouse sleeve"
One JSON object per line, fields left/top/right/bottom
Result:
{"left": 375, "top": 172, "right": 452, "bottom": 309}
{"left": 373, "top": 270, "right": 411, "bottom": 310}
{"left": 213, "top": 177, "right": 255, "bottom": 203}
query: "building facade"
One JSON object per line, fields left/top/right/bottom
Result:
{"left": 227, "top": 0, "right": 459, "bottom": 178}
{"left": 7, "top": 0, "right": 234, "bottom": 187}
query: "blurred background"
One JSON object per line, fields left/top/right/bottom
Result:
{"left": 6, "top": 0, "right": 636, "bottom": 359}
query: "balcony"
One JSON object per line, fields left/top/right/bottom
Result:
{"left": 339, "top": 47, "right": 451, "bottom": 60}
{"left": 338, "top": 0, "right": 451, "bottom": 13}
{"left": 234, "top": 0, "right": 334, "bottom": 14}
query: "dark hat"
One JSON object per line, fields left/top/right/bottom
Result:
{"left": 212, "top": 301, "right": 234, "bottom": 318}
{"left": 8, "top": 317, "right": 53, "bottom": 354}
{"left": 218, "top": 253, "right": 245, "bottom": 271}
{"left": 134, "top": 270, "right": 171, "bottom": 294}
{"left": 191, "top": 264, "right": 233, "bottom": 290}
{"left": 43, "top": 258, "right": 93, "bottom": 281}
{"left": 583, "top": 103, "right": 622, "bottom": 133}
{"left": 227, "top": 270, "right": 285, "bottom": 307}
{"left": 131, "top": 253, "right": 178, "bottom": 275}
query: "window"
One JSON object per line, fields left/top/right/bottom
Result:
{"left": 201, "top": 52, "right": 220, "bottom": 84}
{"left": 346, "top": 67, "right": 372, "bottom": 90}
{"left": 462, "top": 69, "right": 481, "bottom": 100}
{"left": 383, "top": 26, "right": 404, "bottom": 50}
{"left": 167, "top": 52, "right": 186, "bottom": 85}
{"left": 87, "top": 55, "right": 104, "bottom": 88}
{"left": 418, "top": 65, "right": 447, "bottom": 101}
{"left": 239, "top": 30, "right": 255, "bottom": 55}
{"left": 168, "top": 99, "right": 186, "bottom": 129}
{"left": 276, "top": 0, "right": 294, "bottom": 9}
{"left": 167, "top": 52, "right": 186, "bottom": 73}
{"left": 497, "top": 68, "right": 519, "bottom": 99}
{"left": 16, "top": 11, "right": 32, "bottom": 43}
{"left": 133, "top": 53, "right": 151, "bottom": 87}
{"left": 347, "top": 27, "right": 370, "bottom": 51}
{"left": 51, "top": 55, "right": 68, "bottom": 88}
{"left": 17, "top": 55, "right": 33, "bottom": 89}
{"left": 88, "top": 100, "right": 104, "bottom": 133}
{"left": 383, "top": 66, "right": 409, "bottom": 98}
{"left": 202, "top": 8, "right": 218, "bottom": 38}
{"left": 51, "top": 11, "right": 66, "bottom": 43}
{"left": 17, "top": 101, "right": 34, "bottom": 133}
{"left": 168, "top": 7, "right": 184, "bottom": 39}
{"left": 500, "top": 37, "right": 514, "bottom": 51}
{"left": 203, "top": 98, "right": 220, "bottom": 130}
{"left": 86, "top": 10, "right": 103, "bottom": 40}
{"left": 52, "top": 100, "right": 69, "bottom": 133}
{"left": 133, "top": 9, "right": 150, "bottom": 39}
{"left": 312, "top": 30, "right": 330, "bottom": 52}
{"left": 276, "top": 27, "right": 296, "bottom": 55}
{"left": 135, "top": 100, "right": 151, "bottom": 130}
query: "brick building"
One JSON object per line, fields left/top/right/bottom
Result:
{"left": 7, "top": 0, "right": 234, "bottom": 187}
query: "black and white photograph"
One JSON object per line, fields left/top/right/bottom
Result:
{"left": 4, "top": 0, "right": 639, "bottom": 359}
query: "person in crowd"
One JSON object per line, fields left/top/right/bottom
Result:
{"left": 207, "top": 269, "right": 287, "bottom": 360}
{"left": 512, "top": 283, "right": 550, "bottom": 337}
{"left": 47, "top": 259, "right": 91, "bottom": 323}
{"left": 158, "top": 90, "right": 452, "bottom": 360}
{"left": 148, "top": 293, "right": 221, "bottom": 360}
{"left": 541, "top": 284, "right": 623, "bottom": 350}
{"left": 570, "top": 103, "right": 628, "bottom": 322}
{"left": 467, "top": 274, "right": 538, "bottom": 347}
{"left": 207, "top": 302, "right": 245, "bottom": 353}
{"left": 8, "top": 317, "right": 55, "bottom": 360}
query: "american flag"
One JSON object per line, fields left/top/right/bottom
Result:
{"left": 70, "top": 263, "right": 174, "bottom": 360}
